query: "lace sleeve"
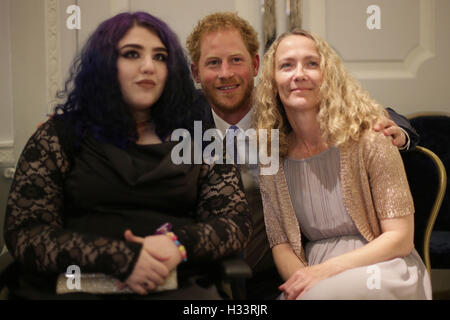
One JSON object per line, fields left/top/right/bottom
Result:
{"left": 176, "top": 163, "right": 252, "bottom": 263}
{"left": 4, "top": 120, "right": 141, "bottom": 280}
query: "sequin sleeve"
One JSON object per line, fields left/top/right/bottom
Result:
{"left": 4, "top": 120, "right": 141, "bottom": 280}
{"left": 362, "top": 131, "right": 415, "bottom": 219}
{"left": 175, "top": 163, "right": 252, "bottom": 262}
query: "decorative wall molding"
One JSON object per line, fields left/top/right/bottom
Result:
{"left": 0, "top": 0, "right": 15, "bottom": 162}
{"left": 347, "top": 0, "right": 435, "bottom": 79}
{"left": 45, "top": 0, "right": 63, "bottom": 115}
{"left": 0, "top": 142, "right": 14, "bottom": 165}
{"left": 304, "top": 0, "right": 435, "bottom": 79}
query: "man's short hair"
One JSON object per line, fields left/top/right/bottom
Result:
{"left": 186, "top": 12, "right": 259, "bottom": 65}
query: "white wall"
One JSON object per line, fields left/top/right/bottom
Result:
{"left": 0, "top": 0, "right": 15, "bottom": 164}
{"left": 9, "top": 0, "right": 48, "bottom": 161}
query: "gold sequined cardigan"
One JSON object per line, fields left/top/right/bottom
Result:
{"left": 258, "top": 131, "right": 414, "bottom": 266}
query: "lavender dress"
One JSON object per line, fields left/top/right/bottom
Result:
{"left": 282, "top": 147, "right": 432, "bottom": 300}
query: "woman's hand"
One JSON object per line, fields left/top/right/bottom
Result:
{"left": 124, "top": 230, "right": 182, "bottom": 270}
{"left": 122, "top": 245, "right": 170, "bottom": 295}
{"left": 279, "top": 264, "right": 331, "bottom": 300}
{"left": 119, "top": 230, "right": 183, "bottom": 295}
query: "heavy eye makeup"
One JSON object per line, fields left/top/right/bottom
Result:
{"left": 153, "top": 52, "right": 168, "bottom": 62}
{"left": 119, "top": 45, "right": 168, "bottom": 62}
{"left": 121, "top": 49, "right": 140, "bottom": 59}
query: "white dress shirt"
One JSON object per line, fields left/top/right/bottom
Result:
{"left": 211, "top": 107, "right": 253, "bottom": 137}
{"left": 211, "top": 107, "right": 259, "bottom": 184}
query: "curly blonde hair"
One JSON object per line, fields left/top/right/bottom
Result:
{"left": 253, "top": 29, "right": 387, "bottom": 157}
{"left": 186, "top": 12, "right": 259, "bottom": 65}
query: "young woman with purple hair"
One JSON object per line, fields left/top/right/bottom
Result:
{"left": 4, "top": 12, "right": 251, "bottom": 299}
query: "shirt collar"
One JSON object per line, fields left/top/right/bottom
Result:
{"left": 211, "top": 107, "right": 253, "bottom": 136}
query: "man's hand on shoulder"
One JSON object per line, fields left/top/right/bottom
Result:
{"left": 373, "top": 116, "right": 409, "bottom": 150}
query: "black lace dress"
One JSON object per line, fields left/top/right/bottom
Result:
{"left": 4, "top": 119, "right": 252, "bottom": 298}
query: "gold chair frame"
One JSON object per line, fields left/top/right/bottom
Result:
{"left": 413, "top": 146, "right": 447, "bottom": 276}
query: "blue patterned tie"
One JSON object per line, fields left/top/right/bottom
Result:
{"left": 228, "top": 125, "right": 240, "bottom": 168}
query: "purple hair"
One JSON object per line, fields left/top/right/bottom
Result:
{"left": 55, "top": 12, "right": 208, "bottom": 148}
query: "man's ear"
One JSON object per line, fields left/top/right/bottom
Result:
{"left": 191, "top": 63, "right": 200, "bottom": 83}
{"left": 253, "top": 54, "right": 260, "bottom": 76}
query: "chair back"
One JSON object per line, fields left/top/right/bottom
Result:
{"left": 408, "top": 113, "right": 450, "bottom": 232}
{"left": 401, "top": 146, "right": 447, "bottom": 275}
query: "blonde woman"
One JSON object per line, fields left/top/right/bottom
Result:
{"left": 254, "top": 29, "right": 432, "bottom": 300}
